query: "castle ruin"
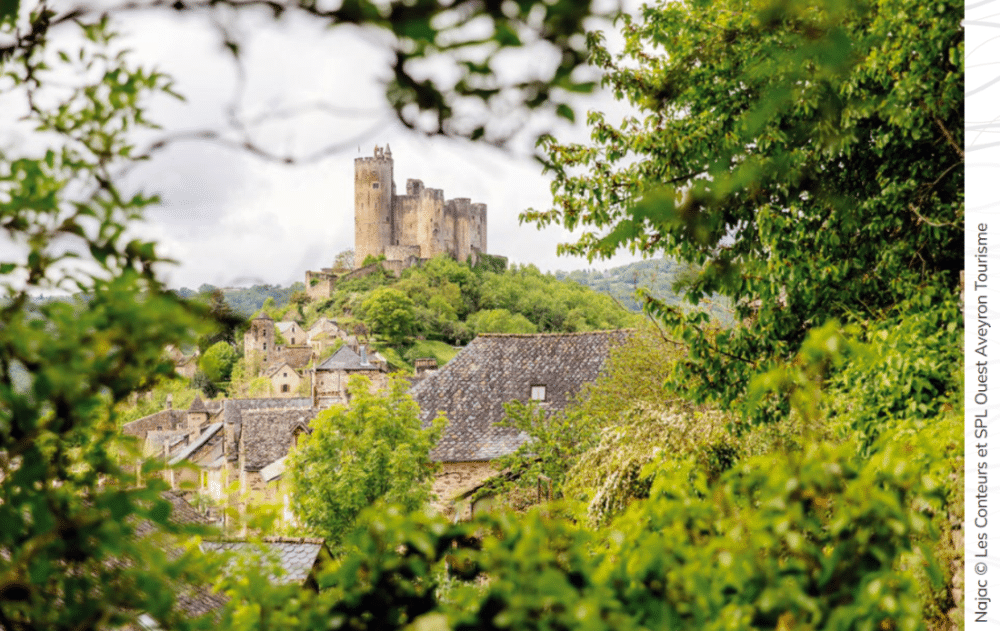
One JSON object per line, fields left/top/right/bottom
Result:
{"left": 306, "top": 145, "right": 501, "bottom": 299}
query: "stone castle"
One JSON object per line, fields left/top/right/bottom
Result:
{"left": 354, "top": 144, "right": 487, "bottom": 267}
{"left": 306, "top": 145, "right": 500, "bottom": 299}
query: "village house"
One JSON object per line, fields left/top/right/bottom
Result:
{"left": 200, "top": 537, "right": 333, "bottom": 591}
{"left": 275, "top": 320, "right": 306, "bottom": 346}
{"left": 311, "top": 345, "right": 389, "bottom": 406}
{"left": 123, "top": 396, "right": 319, "bottom": 527}
{"left": 165, "top": 344, "right": 199, "bottom": 380}
{"left": 265, "top": 361, "right": 304, "bottom": 396}
{"left": 408, "top": 330, "right": 632, "bottom": 514}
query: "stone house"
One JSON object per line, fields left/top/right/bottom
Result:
{"left": 306, "top": 318, "right": 349, "bottom": 355}
{"left": 244, "top": 314, "right": 314, "bottom": 376}
{"left": 276, "top": 320, "right": 306, "bottom": 346}
{"left": 265, "top": 361, "right": 304, "bottom": 396}
{"left": 244, "top": 312, "right": 276, "bottom": 362}
{"left": 311, "top": 345, "right": 388, "bottom": 406}
{"left": 165, "top": 345, "right": 199, "bottom": 380}
{"left": 407, "top": 330, "right": 632, "bottom": 512}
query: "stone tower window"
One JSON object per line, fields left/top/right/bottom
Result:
{"left": 372, "top": 183, "right": 379, "bottom": 189}
{"left": 530, "top": 385, "right": 546, "bottom": 401}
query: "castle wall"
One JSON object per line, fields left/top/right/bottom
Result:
{"left": 393, "top": 192, "right": 421, "bottom": 247}
{"left": 419, "top": 188, "right": 446, "bottom": 259}
{"left": 354, "top": 150, "right": 395, "bottom": 267}
{"left": 449, "top": 198, "right": 471, "bottom": 262}
{"left": 471, "top": 203, "right": 487, "bottom": 255}
{"left": 305, "top": 271, "right": 336, "bottom": 301}
{"left": 442, "top": 199, "right": 460, "bottom": 259}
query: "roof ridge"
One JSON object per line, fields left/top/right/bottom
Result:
{"left": 477, "top": 328, "right": 635, "bottom": 338}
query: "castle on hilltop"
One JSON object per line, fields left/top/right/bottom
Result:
{"left": 306, "top": 145, "right": 504, "bottom": 299}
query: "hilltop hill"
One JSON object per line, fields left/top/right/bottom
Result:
{"left": 176, "top": 256, "right": 731, "bottom": 326}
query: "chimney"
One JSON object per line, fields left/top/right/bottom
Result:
{"left": 360, "top": 345, "right": 370, "bottom": 367}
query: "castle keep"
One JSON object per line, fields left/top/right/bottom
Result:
{"left": 355, "top": 145, "right": 487, "bottom": 268}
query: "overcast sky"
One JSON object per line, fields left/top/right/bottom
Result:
{"left": 105, "top": 7, "right": 648, "bottom": 290}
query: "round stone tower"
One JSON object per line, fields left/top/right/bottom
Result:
{"left": 355, "top": 145, "right": 395, "bottom": 268}
{"left": 244, "top": 312, "right": 275, "bottom": 361}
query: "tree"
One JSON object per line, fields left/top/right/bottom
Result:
{"left": 525, "top": 0, "right": 962, "bottom": 417}
{"left": 0, "top": 14, "right": 217, "bottom": 630}
{"left": 332, "top": 250, "right": 354, "bottom": 271}
{"left": 467, "top": 308, "right": 538, "bottom": 335}
{"left": 286, "top": 376, "right": 446, "bottom": 544}
{"left": 358, "top": 287, "right": 417, "bottom": 345}
{"left": 198, "top": 340, "right": 238, "bottom": 383}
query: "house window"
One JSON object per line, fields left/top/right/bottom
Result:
{"left": 263, "top": 343, "right": 267, "bottom": 351}
{"left": 291, "top": 337, "right": 295, "bottom": 344}
{"left": 283, "top": 372, "right": 288, "bottom": 378}
{"left": 281, "top": 384, "right": 290, "bottom": 393}
{"left": 530, "top": 385, "right": 546, "bottom": 401}
{"left": 372, "top": 182, "right": 379, "bottom": 189}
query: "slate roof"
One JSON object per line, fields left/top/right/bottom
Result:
{"left": 168, "top": 422, "right": 223, "bottom": 466}
{"left": 409, "top": 330, "right": 632, "bottom": 462}
{"left": 315, "top": 345, "right": 379, "bottom": 371}
{"left": 264, "top": 361, "right": 298, "bottom": 379}
{"left": 276, "top": 321, "right": 298, "bottom": 333}
{"left": 240, "top": 408, "right": 317, "bottom": 471}
{"left": 122, "top": 409, "right": 186, "bottom": 438}
{"left": 133, "top": 492, "right": 229, "bottom": 619}
{"left": 221, "top": 398, "right": 313, "bottom": 464}
{"left": 189, "top": 395, "right": 207, "bottom": 413}
{"left": 200, "top": 537, "right": 328, "bottom": 586}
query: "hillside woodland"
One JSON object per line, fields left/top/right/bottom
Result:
{"left": 0, "top": 0, "right": 962, "bottom": 630}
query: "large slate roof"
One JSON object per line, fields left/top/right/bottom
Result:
{"left": 240, "top": 408, "right": 318, "bottom": 471}
{"left": 200, "top": 537, "right": 328, "bottom": 586}
{"left": 409, "top": 331, "right": 631, "bottom": 462}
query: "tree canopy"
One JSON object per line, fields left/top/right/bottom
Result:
{"left": 286, "top": 376, "right": 445, "bottom": 544}
{"left": 525, "top": 0, "right": 962, "bottom": 417}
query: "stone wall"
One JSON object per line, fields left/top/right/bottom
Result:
{"left": 306, "top": 271, "right": 336, "bottom": 301}
{"left": 122, "top": 409, "right": 185, "bottom": 438}
{"left": 432, "top": 461, "right": 498, "bottom": 505}
{"left": 271, "top": 345, "right": 313, "bottom": 369}
{"left": 314, "top": 368, "right": 387, "bottom": 401}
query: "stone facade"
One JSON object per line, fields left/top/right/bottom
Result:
{"left": 354, "top": 145, "right": 487, "bottom": 267}
{"left": 432, "top": 461, "right": 498, "bottom": 506}
{"left": 266, "top": 362, "right": 304, "bottom": 396}
{"left": 311, "top": 345, "right": 388, "bottom": 405}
